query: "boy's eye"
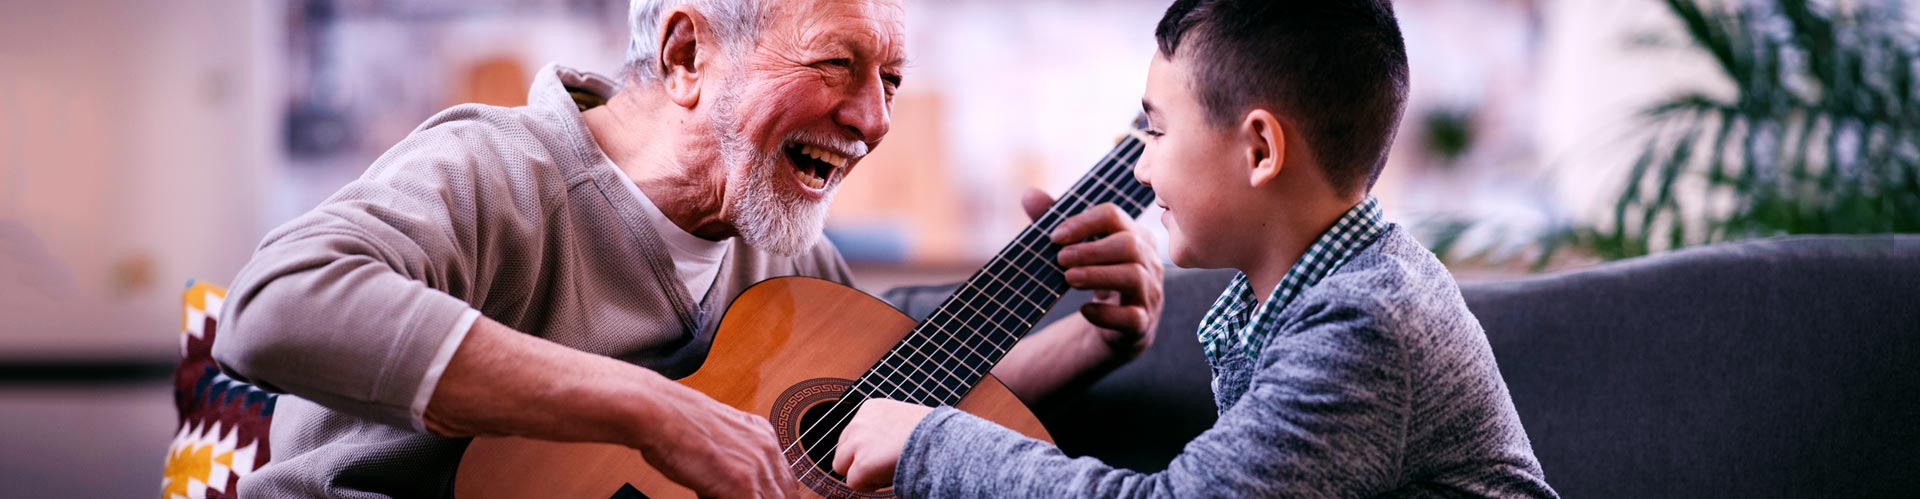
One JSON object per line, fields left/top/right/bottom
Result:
{"left": 1144, "top": 129, "right": 1166, "bottom": 138}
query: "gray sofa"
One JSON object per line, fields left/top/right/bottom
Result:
{"left": 883, "top": 235, "right": 1920, "bottom": 498}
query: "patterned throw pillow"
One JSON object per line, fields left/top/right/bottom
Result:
{"left": 161, "top": 281, "right": 276, "bottom": 499}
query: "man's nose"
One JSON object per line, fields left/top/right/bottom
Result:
{"left": 836, "top": 73, "right": 892, "bottom": 144}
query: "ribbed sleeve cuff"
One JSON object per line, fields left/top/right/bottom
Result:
{"left": 363, "top": 287, "right": 475, "bottom": 429}
{"left": 409, "top": 308, "right": 480, "bottom": 432}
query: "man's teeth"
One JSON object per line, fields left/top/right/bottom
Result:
{"left": 799, "top": 144, "right": 850, "bottom": 169}
{"left": 798, "top": 170, "right": 826, "bottom": 189}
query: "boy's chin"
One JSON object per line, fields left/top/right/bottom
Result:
{"left": 1168, "top": 237, "right": 1235, "bottom": 271}
{"left": 1166, "top": 242, "right": 1202, "bottom": 269}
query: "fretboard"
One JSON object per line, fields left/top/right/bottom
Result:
{"left": 855, "top": 125, "right": 1155, "bottom": 407}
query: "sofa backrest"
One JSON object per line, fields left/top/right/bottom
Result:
{"left": 1467, "top": 235, "right": 1920, "bottom": 498}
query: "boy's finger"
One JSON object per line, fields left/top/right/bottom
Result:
{"left": 848, "top": 460, "right": 889, "bottom": 493}
{"left": 831, "top": 432, "right": 857, "bottom": 475}
{"left": 1050, "top": 203, "right": 1131, "bottom": 244}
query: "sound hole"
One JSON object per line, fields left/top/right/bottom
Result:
{"left": 771, "top": 378, "right": 891, "bottom": 498}
{"left": 795, "top": 397, "right": 863, "bottom": 479}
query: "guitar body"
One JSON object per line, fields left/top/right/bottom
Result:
{"left": 454, "top": 277, "right": 1052, "bottom": 498}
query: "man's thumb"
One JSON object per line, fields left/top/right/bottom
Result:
{"left": 1020, "top": 187, "right": 1055, "bottom": 222}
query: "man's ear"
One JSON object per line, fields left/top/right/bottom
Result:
{"left": 656, "top": 7, "right": 707, "bottom": 108}
{"left": 1244, "top": 109, "right": 1286, "bottom": 188}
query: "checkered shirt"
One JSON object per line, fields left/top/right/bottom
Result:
{"left": 1196, "top": 196, "right": 1388, "bottom": 365}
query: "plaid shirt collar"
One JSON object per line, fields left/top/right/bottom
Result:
{"left": 1196, "top": 196, "right": 1388, "bottom": 365}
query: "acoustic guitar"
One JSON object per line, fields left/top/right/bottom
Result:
{"left": 453, "top": 118, "right": 1156, "bottom": 498}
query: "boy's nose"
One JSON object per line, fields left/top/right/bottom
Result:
{"left": 1133, "top": 155, "right": 1153, "bottom": 186}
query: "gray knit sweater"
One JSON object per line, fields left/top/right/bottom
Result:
{"left": 214, "top": 64, "right": 852, "bottom": 498}
{"left": 896, "top": 226, "right": 1556, "bottom": 498}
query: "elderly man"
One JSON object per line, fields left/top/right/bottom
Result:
{"left": 215, "top": 0, "right": 1164, "bottom": 497}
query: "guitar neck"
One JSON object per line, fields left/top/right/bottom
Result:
{"left": 857, "top": 126, "right": 1154, "bottom": 407}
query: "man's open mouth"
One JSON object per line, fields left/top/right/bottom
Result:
{"left": 782, "top": 142, "right": 849, "bottom": 191}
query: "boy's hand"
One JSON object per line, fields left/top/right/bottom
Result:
{"left": 1022, "top": 188, "right": 1165, "bottom": 356}
{"left": 832, "top": 399, "right": 934, "bottom": 492}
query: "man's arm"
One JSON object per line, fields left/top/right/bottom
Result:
{"left": 990, "top": 189, "right": 1165, "bottom": 404}
{"left": 211, "top": 122, "right": 795, "bottom": 497}
{"left": 423, "top": 317, "right": 797, "bottom": 498}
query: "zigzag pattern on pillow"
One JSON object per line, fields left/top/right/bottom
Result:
{"left": 162, "top": 281, "right": 276, "bottom": 499}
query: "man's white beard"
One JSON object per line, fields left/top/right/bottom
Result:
{"left": 711, "top": 87, "right": 836, "bottom": 256}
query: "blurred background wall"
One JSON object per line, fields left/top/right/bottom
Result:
{"left": 1, "top": 0, "right": 1915, "bottom": 496}
{"left": 0, "top": 0, "right": 1676, "bottom": 358}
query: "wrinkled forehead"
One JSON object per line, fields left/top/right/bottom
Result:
{"left": 764, "top": 0, "right": 907, "bottom": 63}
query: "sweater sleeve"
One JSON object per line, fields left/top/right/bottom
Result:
{"left": 214, "top": 117, "right": 531, "bottom": 430}
{"left": 895, "top": 299, "right": 1410, "bottom": 498}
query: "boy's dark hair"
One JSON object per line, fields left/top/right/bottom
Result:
{"left": 1155, "top": 0, "right": 1409, "bottom": 194}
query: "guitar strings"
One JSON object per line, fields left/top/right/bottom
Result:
{"left": 818, "top": 138, "right": 1151, "bottom": 426}
{"left": 870, "top": 138, "right": 1152, "bottom": 399}
{"left": 875, "top": 137, "right": 1149, "bottom": 396}
{"left": 783, "top": 139, "right": 1152, "bottom": 481}
{"left": 776, "top": 136, "right": 1150, "bottom": 477}
{"left": 794, "top": 135, "right": 1136, "bottom": 420}
{"left": 775, "top": 137, "right": 1150, "bottom": 480}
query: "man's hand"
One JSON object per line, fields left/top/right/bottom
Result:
{"left": 631, "top": 380, "right": 801, "bottom": 499}
{"left": 1023, "top": 188, "right": 1164, "bottom": 357}
{"left": 988, "top": 189, "right": 1166, "bottom": 404}
{"left": 424, "top": 318, "right": 798, "bottom": 499}
{"left": 832, "top": 399, "right": 935, "bottom": 493}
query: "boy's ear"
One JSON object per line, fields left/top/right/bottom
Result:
{"left": 656, "top": 7, "right": 707, "bottom": 109}
{"left": 1243, "top": 109, "right": 1286, "bottom": 188}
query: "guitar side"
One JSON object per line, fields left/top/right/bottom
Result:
{"left": 454, "top": 277, "right": 1052, "bottom": 498}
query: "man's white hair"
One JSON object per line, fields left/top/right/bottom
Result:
{"left": 625, "top": 0, "right": 767, "bottom": 83}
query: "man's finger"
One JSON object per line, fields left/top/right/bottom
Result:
{"left": 1080, "top": 302, "right": 1150, "bottom": 336}
{"left": 769, "top": 441, "right": 799, "bottom": 497}
{"left": 1063, "top": 263, "right": 1152, "bottom": 300}
{"left": 1050, "top": 203, "right": 1131, "bottom": 244}
{"left": 1058, "top": 234, "right": 1148, "bottom": 267}
{"left": 1021, "top": 188, "right": 1055, "bottom": 222}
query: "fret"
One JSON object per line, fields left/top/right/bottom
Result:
{"left": 870, "top": 347, "right": 954, "bottom": 402}
{"left": 920, "top": 321, "right": 992, "bottom": 381}
{"left": 911, "top": 326, "right": 980, "bottom": 386}
{"left": 975, "top": 261, "right": 1048, "bottom": 311}
{"left": 855, "top": 124, "right": 1153, "bottom": 407}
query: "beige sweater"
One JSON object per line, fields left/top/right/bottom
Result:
{"left": 215, "top": 64, "right": 853, "bottom": 498}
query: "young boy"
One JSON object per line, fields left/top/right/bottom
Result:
{"left": 832, "top": 0, "right": 1557, "bottom": 496}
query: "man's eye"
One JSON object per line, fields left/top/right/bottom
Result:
{"left": 816, "top": 58, "right": 853, "bottom": 69}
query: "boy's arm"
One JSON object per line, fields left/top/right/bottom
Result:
{"left": 836, "top": 302, "right": 1409, "bottom": 497}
